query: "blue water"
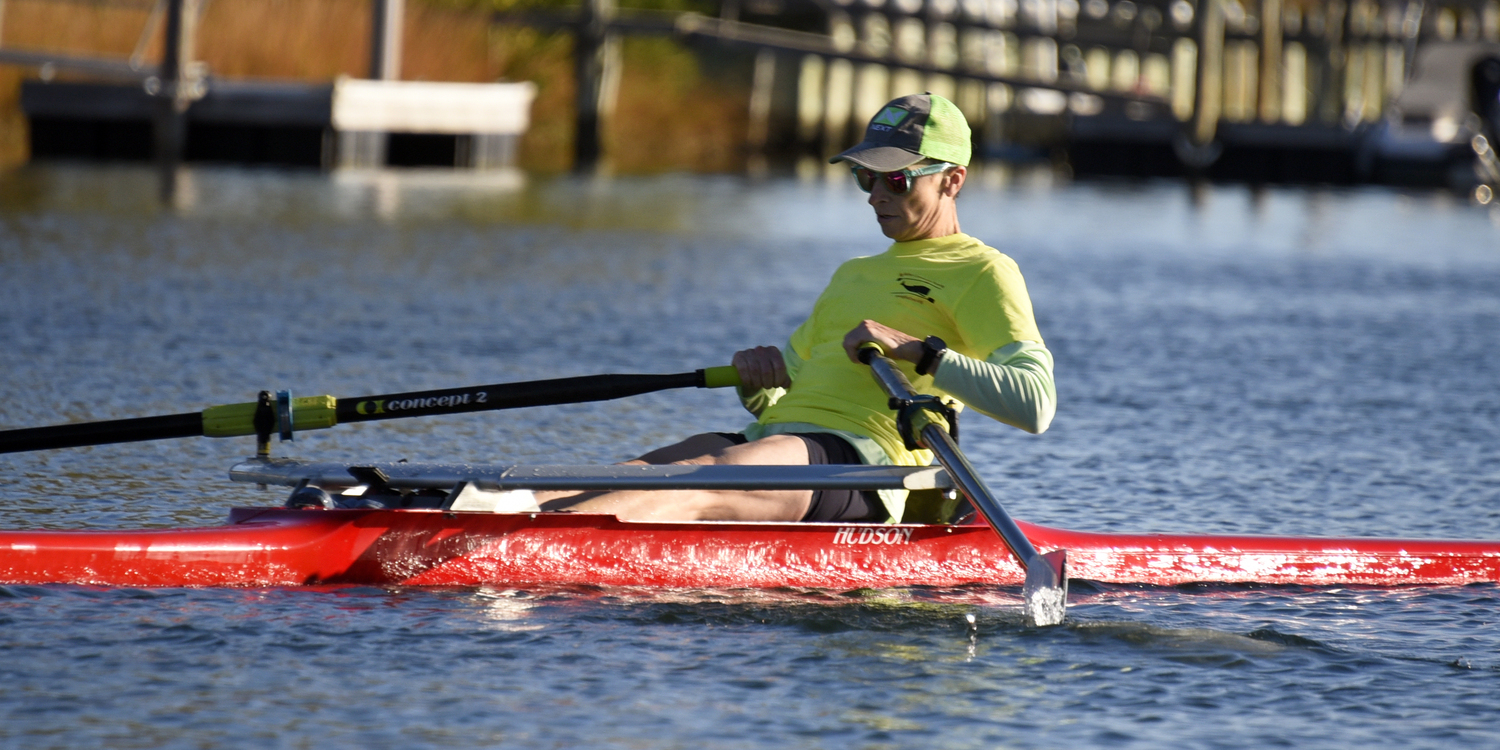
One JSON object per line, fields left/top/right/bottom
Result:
{"left": 1, "top": 164, "right": 1499, "bottom": 747}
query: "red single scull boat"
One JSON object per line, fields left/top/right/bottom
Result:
{"left": 2, "top": 459, "right": 1496, "bottom": 589}
{"left": 3, "top": 363, "right": 1496, "bottom": 626}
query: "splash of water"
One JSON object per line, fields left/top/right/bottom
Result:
{"left": 1024, "top": 585, "right": 1067, "bottom": 627}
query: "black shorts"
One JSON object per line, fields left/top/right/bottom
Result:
{"left": 714, "top": 432, "right": 886, "bottom": 523}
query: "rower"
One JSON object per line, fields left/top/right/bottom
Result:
{"left": 535, "top": 93, "right": 1057, "bottom": 524}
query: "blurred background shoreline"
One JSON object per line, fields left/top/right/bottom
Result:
{"left": 5, "top": 0, "right": 756, "bottom": 174}
{"left": 2, "top": 0, "right": 1499, "bottom": 195}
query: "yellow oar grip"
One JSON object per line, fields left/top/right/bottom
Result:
{"left": 701, "top": 365, "right": 742, "bottom": 389}
{"left": 201, "top": 395, "right": 338, "bottom": 438}
{"left": 857, "top": 342, "right": 886, "bottom": 363}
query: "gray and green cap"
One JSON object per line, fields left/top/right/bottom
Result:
{"left": 829, "top": 93, "right": 971, "bottom": 171}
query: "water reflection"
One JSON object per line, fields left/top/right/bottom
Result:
{"left": 3, "top": 163, "right": 1496, "bottom": 256}
{"left": 471, "top": 587, "right": 546, "bottom": 632}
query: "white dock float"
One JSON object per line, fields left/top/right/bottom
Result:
{"left": 22, "top": 78, "right": 537, "bottom": 170}
{"left": 331, "top": 78, "right": 536, "bottom": 169}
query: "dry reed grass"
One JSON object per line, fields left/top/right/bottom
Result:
{"left": 0, "top": 0, "right": 752, "bottom": 171}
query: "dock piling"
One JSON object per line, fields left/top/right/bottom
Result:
{"left": 574, "top": 0, "right": 620, "bottom": 172}
{"left": 370, "top": 0, "right": 404, "bottom": 81}
{"left": 154, "top": 0, "right": 201, "bottom": 204}
{"left": 339, "top": 0, "right": 407, "bottom": 169}
{"left": 1190, "top": 0, "right": 1226, "bottom": 148}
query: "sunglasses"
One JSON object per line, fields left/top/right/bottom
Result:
{"left": 851, "top": 162, "right": 955, "bottom": 194}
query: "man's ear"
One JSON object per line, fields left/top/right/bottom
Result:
{"left": 943, "top": 166, "right": 968, "bottom": 198}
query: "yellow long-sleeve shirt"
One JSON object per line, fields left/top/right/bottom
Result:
{"left": 739, "top": 233, "right": 1055, "bottom": 521}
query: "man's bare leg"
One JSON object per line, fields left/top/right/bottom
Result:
{"left": 631, "top": 433, "right": 742, "bottom": 465}
{"left": 537, "top": 434, "right": 815, "bottom": 522}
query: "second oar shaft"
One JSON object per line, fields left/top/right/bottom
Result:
{"left": 861, "top": 347, "right": 1066, "bottom": 626}
{"left": 918, "top": 419, "right": 1042, "bottom": 564}
{"left": 861, "top": 351, "right": 1038, "bottom": 564}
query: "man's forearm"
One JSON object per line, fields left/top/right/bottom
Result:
{"left": 931, "top": 341, "right": 1056, "bottom": 434}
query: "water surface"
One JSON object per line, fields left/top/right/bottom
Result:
{"left": 1, "top": 165, "right": 1498, "bottom": 747}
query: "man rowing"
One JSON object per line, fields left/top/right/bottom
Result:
{"left": 535, "top": 93, "right": 1056, "bottom": 523}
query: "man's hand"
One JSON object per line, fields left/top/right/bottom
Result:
{"left": 842, "top": 320, "right": 924, "bottom": 365}
{"left": 732, "top": 345, "right": 791, "bottom": 391}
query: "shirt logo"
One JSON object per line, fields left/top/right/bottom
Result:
{"left": 894, "top": 272, "right": 943, "bottom": 304}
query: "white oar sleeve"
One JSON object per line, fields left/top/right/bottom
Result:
{"left": 931, "top": 340, "right": 1056, "bottom": 434}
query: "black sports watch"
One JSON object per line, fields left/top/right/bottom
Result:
{"left": 915, "top": 336, "right": 947, "bottom": 376}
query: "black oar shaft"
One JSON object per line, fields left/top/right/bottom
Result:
{"left": 336, "top": 372, "right": 707, "bottom": 425}
{"left": 0, "top": 412, "right": 203, "bottom": 454}
{"left": 0, "top": 367, "right": 739, "bottom": 454}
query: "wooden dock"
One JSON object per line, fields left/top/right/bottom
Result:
{"left": 22, "top": 75, "right": 534, "bottom": 170}
{"left": 482, "top": 0, "right": 1499, "bottom": 187}
{"left": 7, "top": 0, "right": 534, "bottom": 188}
{"left": 5, "top": 0, "right": 1499, "bottom": 192}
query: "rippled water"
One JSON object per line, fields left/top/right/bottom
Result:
{"left": 1, "top": 164, "right": 1498, "bottom": 747}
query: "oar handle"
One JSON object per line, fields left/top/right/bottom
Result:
{"left": 0, "top": 366, "right": 743, "bottom": 455}
{"left": 857, "top": 344, "right": 912, "bottom": 402}
{"left": 700, "top": 365, "right": 742, "bottom": 389}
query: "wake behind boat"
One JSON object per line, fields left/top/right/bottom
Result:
{"left": 1, "top": 458, "right": 1496, "bottom": 590}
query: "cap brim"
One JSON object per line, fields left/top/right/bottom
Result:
{"left": 828, "top": 144, "right": 925, "bottom": 172}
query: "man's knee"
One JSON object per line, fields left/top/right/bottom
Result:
{"left": 711, "top": 434, "right": 812, "bottom": 466}
{"left": 636, "top": 432, "right": 740, "bottom": 464}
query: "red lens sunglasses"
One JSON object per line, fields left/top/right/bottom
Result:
{"left": 851, "top": 162, "right": 955, "bottom": 194}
